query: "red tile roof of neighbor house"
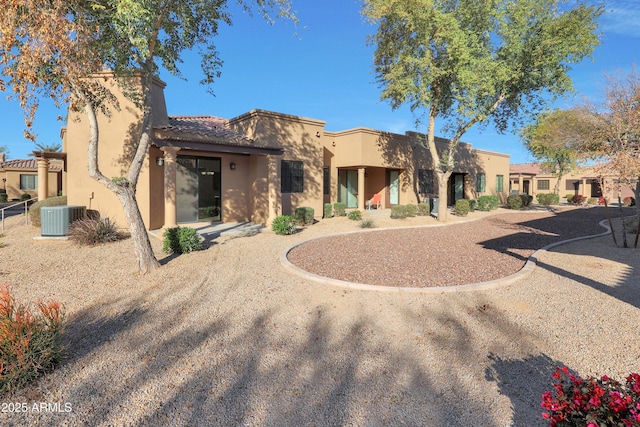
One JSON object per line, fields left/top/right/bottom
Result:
{"left": 0, "top": 158, "right": 62, "bottom": 171}
{"left": 510, "top": 163, "right": 542, "bottom": 175}
{"left": 157, "top": 115, "right": 267, "bottom": 146}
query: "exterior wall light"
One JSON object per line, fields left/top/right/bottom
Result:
{"left": 156, "top": 157, "right": 164, "bottom": 166}
{"left": 230, "top": 162, "right": 236, "bottom": 170}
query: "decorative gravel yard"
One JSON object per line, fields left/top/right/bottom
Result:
{"left": 286, "top": 207, "right": 611, "bottom": 288}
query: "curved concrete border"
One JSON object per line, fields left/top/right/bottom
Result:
{"left": 280, "top": 214, "right": 612, "bottom": 293}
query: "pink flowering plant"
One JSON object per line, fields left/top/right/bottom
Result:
{"left": 541, "top": 366, "right": 640, "bottom": 426}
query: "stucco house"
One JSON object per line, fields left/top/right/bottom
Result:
{"left": 509, "top": 163, "right": 635, "bottom": 201}
{"left": 0, "top": 154, "right": 63, "bottom": 202}
{"left": 39, "top": 74, "right": 510, "bottom": 230}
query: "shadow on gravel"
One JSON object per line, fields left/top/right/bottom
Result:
{"left": 537, "top": 241, "right": 640, "bottom": 309}
{"left": 62, "top": 296, "right": 149, "bottom": 363}
{"left": 480, "top": 207, "right": 613, "bottom": 260}
{"left": 486, "top": 353, "right": 568, "bottom": 427}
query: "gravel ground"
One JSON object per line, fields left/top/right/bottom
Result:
{"left": 287, "top": 208, "right": 609, "bottom": 287}
{"left": 0, "top": 205, "right": 638, "bottom": 427}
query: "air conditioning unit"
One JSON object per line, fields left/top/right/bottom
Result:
{"left": 41, "top": 205, "right": 86, "bottom": 237}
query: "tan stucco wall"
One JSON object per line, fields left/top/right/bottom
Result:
{"left": 64, "top": 74, "right": 158, "bottom": 229}
{"left": 230, "top": 110, "right": 325, "bottom": 220}
{"left": 323, "top": 128, "right": 510, "bottom": 207}
{"left": 62, "top": 75, "right": 513, "bottom": 230}
{"left": 510, "top": 166, "right": 635, "bottom": 201}
{"left": 1, "top": 169, "right": 62, "bottom": 201}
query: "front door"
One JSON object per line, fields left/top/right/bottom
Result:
{"left": 454, "top": 174, "right": 464, "bottom": 201}
{"left": 389, "top": 170, "right": 399, "bottom": 205}
{"left": 338, "top": 170, "right": 359, "bottom": 208}
{"left": 176, "top": 156, "right": 222, "bottom": 223}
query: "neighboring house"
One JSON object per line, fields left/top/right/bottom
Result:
{"left": 509, "top": 163, "right": 635, "bottom": 200}
{"left": 58, "top": 73, "right": 509, "bottom": 230}
{"left": 0, "top": 156, "right": 63, "bottom": 201}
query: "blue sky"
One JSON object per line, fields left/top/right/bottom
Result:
{"left": 1, "top": 0, "right": 639, "bottom": 163}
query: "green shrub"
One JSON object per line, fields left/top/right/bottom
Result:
{"left": 519, "top": 194, "right": 533, "bottom": 207}
{"left": 565, "top": 194, "right": 574, "bottom": 200}
{"left": 360, "top": 218, "right": 374, "bottom": 228}
{"left": 162, "top": 227, "right": 203, "bottom": 253}
{"left": 271, "top": 215, "right": 297, "bottom": 235}
{"left": 19, "top": 194, "right": 31, "bottom": 202}
{"left": 323, "top": 203, "right": 333, "bottom": 218}
{"left": 333, "top": 202, "right": 346, "bottom": 217}
{"left": 68, "top": 217, "right": 127, "bottom": 246}
{"left": 587, "top": 197, "right": 598, "bottom": 205}
{"left": 477, "top": 195, "right": 499, "bottom": 211}
{"left": 0, "top": 285, "right": 65, "bottom": 394}
{"left": 390, "top": 205, "right": 407, "bottom": 219}
{"left": 28, "top": 196, "right": 67, "bottom": 227}
{"left": 405, "top": 204, "right": 417, "bottom": 217}
{"left": 0, "top": 194, "right": 7, "bottom": 203}
{"left": 506, "top": 195, "right": 523, "bottom": 210}
{"left": 537, "top": 193, "right": 560, "bottom": 206}
{"left": 417, "top": 203, "right": 430, "bottom": 216}
{"left": 454, "top": 199, "right": 470, "bottom": 216}
{"left": 294, "top": 207, "right": 315, "bottom": 225}
{"left": 347, "top": 210, "right": 362, "bottom": 220}
{"left": 468, "top": 199, "right": 477, "bottom": 211}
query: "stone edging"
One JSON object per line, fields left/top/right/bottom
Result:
{"left": 279, "top": 213, "right": 612, "bottom": 293}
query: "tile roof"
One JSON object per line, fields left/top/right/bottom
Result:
{"left": 510, "top": 163, "right": 541, "bottom": 175}
{"left": 0, "top": 158, "right": 62, "bottom": 171}
{"left": 156, "top": 116, "right": 261, "bottom": 146}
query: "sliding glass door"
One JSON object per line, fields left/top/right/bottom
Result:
{"left": 176, "top": 156, "right": 221, "bottom": 222}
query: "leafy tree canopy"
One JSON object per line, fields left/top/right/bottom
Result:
{"left": 363, "top": 0, "right": 603, "bottom": 137}
{"left": 363, "top": 0, "right": 602, "bottom": 219}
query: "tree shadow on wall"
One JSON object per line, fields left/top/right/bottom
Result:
{"left": 227, "top": 111, "right": 324, "bottom": 218}
{"left": 375, "top": 131, "right": 485, "bottom": 205}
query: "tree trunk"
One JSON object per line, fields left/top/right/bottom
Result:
{"left": 82, "top": 82, "right": 160, "bottom": 275}
{"left": 436, "top": 170, "right": 452, "bottom": 221}
{"left": 116, "top": 186, "right": 160, "bottom": 274}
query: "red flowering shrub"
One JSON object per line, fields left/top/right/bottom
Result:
{"left": 0, "top": 285, "right": 65, "bottom": 394}
{"left": 570, "top": 195, "right": 587, "bottom": 205}
{"left": 541, "top": 366, "right": 640, "bottom": 426}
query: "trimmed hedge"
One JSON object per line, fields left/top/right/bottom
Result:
{"left": 454, "top": 199, "right": 470, "bottom": 216}
{"left": 271, "top": 215, "right": 297, "bottom": 235}
{"left": 347, "top": 210, "right": 362, "bottom": 220}
{"left": 294, "top": 207, "right": 314, "bottom": 225}
{"left": 477, "top": 195, "right": 499, "bottom": 211}
{"left": 390, "top": 205, "right": 407, "bottom": 219}
{"left": 536, "top": 193, "right": 560, "bottom": 206}
{"left": 323, "top": 203, "right": 333, "bottom": 218}
{"left": 28, "top": 196, "right": 67, "bottom": 227}
{"left": 520, "top": 194, "right": 533, "bottom": 207}
{"left": 333, "top": 202, "right": 346, "bottom": 217}
{"left": 506, "top": 195, "right": 523, "bottom": 210}
{"left": 417, "top": 203, "right": 430, "bottom": 216}
{"left": 162, "top": 227, "right": 203, "bottom": 253}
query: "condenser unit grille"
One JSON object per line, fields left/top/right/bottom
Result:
{"left": 40, "top": 205, "right": 86, "bottom": 237}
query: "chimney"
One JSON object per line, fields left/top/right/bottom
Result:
{"left": 150, "top": 76, "right": 169, "bottom": 128}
